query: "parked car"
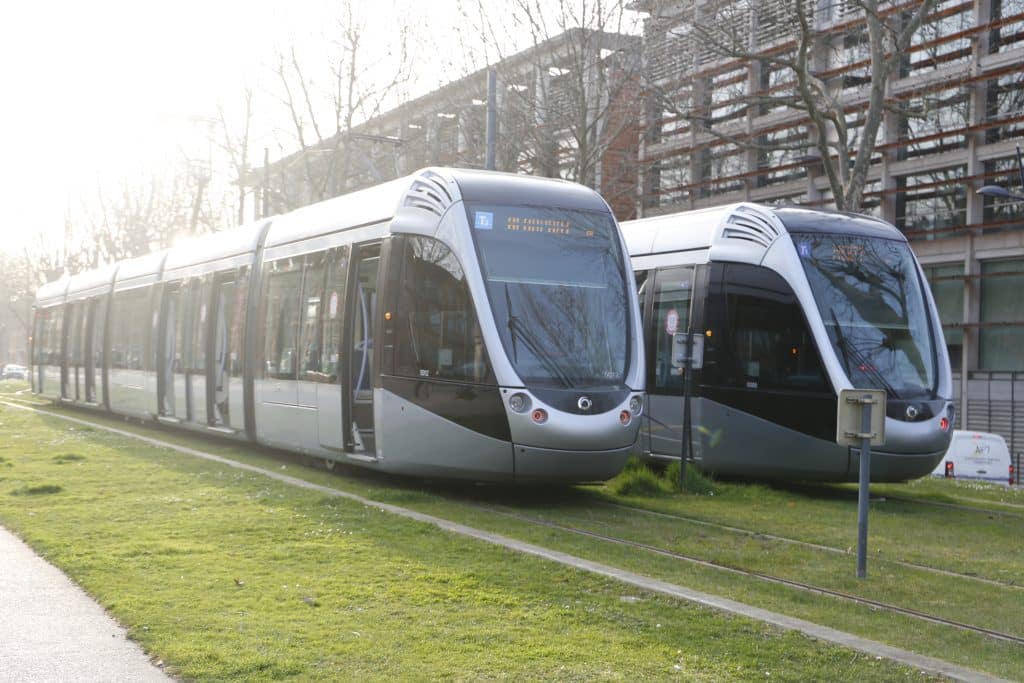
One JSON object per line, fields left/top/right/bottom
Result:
{"left": 931, "top": 430, "right": 1014, "bottom": 485}
{"left": 1, "top": 364, "right": 27, "bottom": 381}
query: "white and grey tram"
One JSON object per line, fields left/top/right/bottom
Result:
{"left": 31, "top": 168, "right": 645, "bottom": 483}
{"left": 622, "top": 203, "right": 954, "bottom": 482}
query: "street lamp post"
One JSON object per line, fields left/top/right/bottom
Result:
{"left": 978, "top": 144, "right": 1024, "bottom": 203}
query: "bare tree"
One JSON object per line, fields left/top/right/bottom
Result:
{"left": 453, "top": 0, "right": 644, "bottom": 216}
{"left": 644, "top": 0, "right": 938, "bottom": 212}
{"left": 216, "top": 86, "right": 256, "bottom": 225}
{"left": 269, "top": 5, "right": 412, "bottom": 209}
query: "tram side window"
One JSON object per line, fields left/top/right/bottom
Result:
{"left": 320, "top": 247, "right": 349, "bottom": 381}
{"left": 91, "top": 297, "right": 107, "bottom": 370}
{"left": 110, "top": 289, "right": 150, "bottom": 370}
{"left": 394, "top": 236, "right": 494, "bottom": 384}
{"left": 33, "top": 309, "right": 57, "bottom": 366}
{"left": 32, "top": 310, "right": 48, "bottom": 365}
{"left": 651, "top": 266, "right": 694, "bottom": 395}
{"left": 228, "top": 268, "right": 248, "bottom": 377}
{"left": 263, "top": 258, "right": 302, "bottom": 379}
{"left": 66, "top": 304, "right": 81, "bottom": 366}
{"left": 188, "top": 279, "right": 209, "bottom": 374}
{"left": 44, "top": 307, "right": 63, "bottom": 366}
{"left": 171, "top": 284, "right": 189, "bottom": 374}
{"left": 704, "top": 264, "right": 829, "bottom": 393}
{"left": 300, "top": 252, "right": 327, "bottom": 381}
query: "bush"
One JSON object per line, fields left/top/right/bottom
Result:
{"left": 607, "top": 458, "right": 671, "bottom": 497}
{"left": 665, "top": 461, "right": 717, "bottom": 495}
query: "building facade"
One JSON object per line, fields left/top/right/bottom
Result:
{"left": 638, "top": 0, "right": 1024, "bottom": 463}
{"left": 251, "top": 3, "right": 1024, "bottom": 463}
{"left": 252, "top": 29, "right": 641, "bottom": 221}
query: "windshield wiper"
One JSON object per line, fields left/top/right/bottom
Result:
{"left": 830, "top": 309, "right": 898, "bottom": 399}
{"left": 503, "top": 285, "right": 574, "bottom": 388}
{"left": 504, "top": 284, "right": 519, "bottom": 363}
{"left": 508, "top": 317, "right": 575, "bottom": 388}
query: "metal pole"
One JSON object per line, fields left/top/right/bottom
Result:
{"left": 856, "top": 395, "right": 872, "bottom": 579}
{"left": 262, "top": 147, "right": 270, "bottom": 219}
{"left": 679, "top": 333, "right": 693, "bottom": 487}
{"left": 485, "top": 69, "right": 497, "bottom": 171}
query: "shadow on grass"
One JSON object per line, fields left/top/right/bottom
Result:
{"left": 11, "top": 484, "right": 63, "bottom": 496}
{"left": 53, "top": 453, "right": 86, "bottom": 464}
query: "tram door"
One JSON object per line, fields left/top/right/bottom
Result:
{"left": 646, "top": 265, "right": 695, "bottom": 457}
{"left": 158, "top": 287, "right": 179, "bottom": 417}
{"left": 83, "top": 298, "right": 98, "bottom": 403}
{"left": 317, "top": 247, "right": 349, "bottom": 451}
{"left": 346, "top": 244, "right": 379, "bottom": 454}
{"left": 210, "top": 273, "right": 245, "bottom": 431}
{"left": 64, "top": 303, "right": 82, "bottom": 400}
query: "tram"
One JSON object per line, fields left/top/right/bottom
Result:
{"left": 621, "top": 203, "right": 953, "bottom": 481}
{"left": 31, "top": 168, "right": 645, "bottom": 483}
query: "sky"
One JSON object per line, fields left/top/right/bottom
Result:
{"left": 0, "top": 0, "right": 489, "bottom": 259}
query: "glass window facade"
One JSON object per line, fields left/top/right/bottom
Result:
{"left": 922, "top": 263, "right": 964, "bottom": 371}
{"left": 980, "top": 259, "right": 1024, "bottom": 371}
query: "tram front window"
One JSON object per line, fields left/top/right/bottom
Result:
{"left": 795, "top": 233, "right": 938, "bottom": 399}
{"left": 467, "top": 203, "right": 630, "bottom": 389}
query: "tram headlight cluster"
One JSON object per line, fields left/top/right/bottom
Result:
{"left": 508, "top": 392, "right": 531, "bottom": 413}
{"left": 629, "top": 395, "right": 642, "bottom": 416}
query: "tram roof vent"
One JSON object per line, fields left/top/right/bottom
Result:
{"left": 402, "top": 170, "right": 455, "bottom": 217}
{"left": 720, "top": 204, "right": 783, "bottom": 249}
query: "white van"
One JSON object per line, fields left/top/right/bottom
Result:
{"left": 931, "top": 430, "right": 1014, "bottom": 485}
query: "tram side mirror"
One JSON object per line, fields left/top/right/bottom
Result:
{"left": 671, "top": 333, "right": 704, "bottom": 370}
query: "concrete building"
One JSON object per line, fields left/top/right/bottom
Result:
{"left": 636, "top": 0, "right": 1024, "bottom": 463}
{"left": 250, "top": 29, "right": 642, "bottom": 221}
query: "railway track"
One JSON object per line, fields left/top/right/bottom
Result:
{"left": 470, "top": 502, "right": 1024, "bottom": 647}
{"left": 586, "top": 499, "right": 1024, "bottom": 591}
{"left": 775, "top": 481, "right": 1024, "bottom": 520}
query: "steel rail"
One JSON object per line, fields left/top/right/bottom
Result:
{"left": 472, "top": 503, "right": 1024, "bottom": 647}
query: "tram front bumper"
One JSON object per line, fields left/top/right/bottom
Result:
{"left": 513, "top": 442, "right": 636, "bottom": 483}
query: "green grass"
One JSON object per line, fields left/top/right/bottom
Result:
{"left": 0, "top": 379, "right": 30, "bottom": 394}
{"left": 0, "top": 404, "right": 943, "bottom": 682}
{"left": 4, "top": 399, "right": 1023, "bottom": 678}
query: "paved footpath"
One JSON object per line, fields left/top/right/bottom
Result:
{"left": 0, "top": 525, "right": 170, "bottom": 682}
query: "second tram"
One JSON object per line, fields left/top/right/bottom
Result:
{"left": 622, "top": 203, "right": 953, "bottom": 482}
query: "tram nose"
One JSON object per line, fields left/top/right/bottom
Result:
{"left": 501, "top": 388, "right": 643, "bottom": 452}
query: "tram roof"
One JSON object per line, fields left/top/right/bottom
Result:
{"left": 35, "top": 276, "right": 71, "bottom": 307}
{"left": 162, "top": 220, "right": 269, "bottom": 278}
{"left": 622, "top": 203, "right": 906, "bottom": 258}
{"left": 263, "top": 168, "right": 611, "bottom": 251}
{"left": 773, "top": 207, "right": 905, "bottom": 241}
{"left": 66, "top": 263, "right": 118, "bottom": 301}
{"left": 113, "top": 250, "right": 169, "bottom": 292}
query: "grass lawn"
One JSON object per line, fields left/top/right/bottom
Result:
{"left": 0, "top": 402, "right": 946, "bottom": 682}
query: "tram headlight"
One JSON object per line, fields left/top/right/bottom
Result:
{"left": 619, "top": 410, "right": 632, "bottom": 426}
{"left": 532, "top": 408, "right": 548, "bottom": 424}
{"left": 508, "top": 392, "right": 531, "bottom": 413}
{"left": 629, "top": 395, "right": 642, "bottom": 416}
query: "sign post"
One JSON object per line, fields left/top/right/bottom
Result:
{"left": 836, "top": 389, "right": 886, "bottom": 579}
{"left": 672, "top": 332, "right": 704, "bottom": 486}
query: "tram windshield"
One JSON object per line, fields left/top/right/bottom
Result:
{"left": 794, "top": 233, "right": 938, "bottom": 399}
{"left": 466, "top": 202, "right": 630, "bottom": 388}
